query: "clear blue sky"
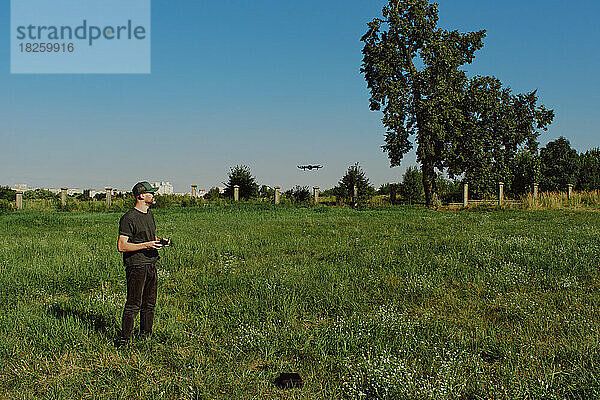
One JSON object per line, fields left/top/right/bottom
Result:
{"left": 1, "top": 0, "right": 598, "bottom": 192}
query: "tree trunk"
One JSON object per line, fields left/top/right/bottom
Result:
{"left": 422, "top": 160, "right": 436, "bottom": 207}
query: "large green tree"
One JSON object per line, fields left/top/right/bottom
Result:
{"left": 509, "top": 150, "right": 541, "bottom": 197}
{"left": 361, "top": 0, "right": 485, "bottom": 206}
{"left": 449, "top": 76, "right": 553, "bottom": 198}
{"left": 399, "top": 166, "right": 424, "bottom": 204}
{"left": 577, "top": 148, "right": 600, "bottom": 191}
{"left": 333, "top": 163, "right": 376, "bottom": 204}
{"left": 540, "top": 137, "right": 579, "bottom": 192}
{"left": 361, "top": 0, "right": 553, "bottom": 205}
{"left": 223, "top": 165, "right": 259, "bottom": 200}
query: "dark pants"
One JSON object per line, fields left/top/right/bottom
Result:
{"left": 121, "top": 263, "right": 158, "bottom": 339}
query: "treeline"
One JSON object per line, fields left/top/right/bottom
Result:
{"left": 463, "top": 136, "right": 600, "bottom": 199}
{"left": 2, "top": 138, "right": 598, "bottom": 211}
{"left": 219, "top": 164, "right": 459, "bottom": 206}
{"left": 376, "top": 136, "right": 600, "bottom": 204}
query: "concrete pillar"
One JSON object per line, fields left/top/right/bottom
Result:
{"left": 498, "top": 182, "right": 504, "bottom": 205}
{"left": 191, "top": 185, "right": 197, "bottom": 198}
{"left": 533, "top": 183, "right": 539, "bottom": 199}
{"left": 105, "top": 187, "right": 112, "bottom": 207}
{"left": 274, "top": 186, "right": 280, "bottom": 204}
{"left": 61, "top": 187, "right": 68, "bottom": 207}
{"left": 234, "top": 185, "right": 239, "bottom": 202}
{"left": 568, "top": 184, "right": 573, "bottom": 198}
{"left": 16, "top": 191, "right": 23, "bottom": 210}
{"left": 463, "top": 183, "right": 469, "bottom": 207}
{"left": 353, "top": 184, "right": 358, "bottom": 205}
{"left": 313, "top": 186, "right": 319, "bottom": 204}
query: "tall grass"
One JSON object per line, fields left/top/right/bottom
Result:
{"left": 1, "top": 206, "right": 600, "bottom": 398}
{"left": 6, "top": 190, "right": 600, "bottom": 213}
{"left": 522, "top": 190, "right": 600, "bottom": 209}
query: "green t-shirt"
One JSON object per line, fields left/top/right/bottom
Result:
{"left": 119, "top": 208, "right": 159, "bottom": 266}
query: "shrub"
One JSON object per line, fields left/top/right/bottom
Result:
{"left": 0, "top": 199, "right": 12, "bottom": 212}
{"left": 509, "top": 151, "right": 540, "bottom": 197}
{"left": 399, "top": 166, "right": 424, "bottom": 204}
{"left": 577, "top": 148, "right": 600, "bottom": 191}
{"left": 332, "top": 162, "right": 376, "bottom": 205}
{"left": 437, "top": 177, "right": 463, "bottom": 204}
{"left": 23, "top": 189, "right": 58, "bottom": 200}
{"left": 206, "top": 187, "right": 221, "bottom": 201}
{"left": 0, "top": 186, "right": 16, "bottom": 201}
{"left": 259, "top": 185, "right": 274, "bottom": 200}
{"left": 540, "top": 136, "right": 579, "bottom": 192}
{"left": 223, "top": 165, "right": 259, "bottom": 200}
{"left": 285, "top": 185, "right": 311, "bottom": 204}
{"left": 181, "top": 195, "right": 198, "bottom": 207}
{"left": 378, "top": 183, "right": 392, "bottom": 195}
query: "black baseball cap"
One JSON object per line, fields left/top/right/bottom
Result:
{"left": 132, "top": 181, "right": 158, "bottom": 197}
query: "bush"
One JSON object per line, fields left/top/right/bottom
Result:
{"left": 181, "top": 195, "right": 198, "bottom": 207}
{"left": 206, "top": 187, "right": 221, "bottom": 201}
{"left": 57, "top": 199, "right": 77, "bottom": 212}
{"left": 399, "top": 167, "right": 424, "bottom": 204}
{"left": 332, "top": 163, "right": 376, "bottom": 205}
{"left": 153, "top": 194, "right": 196, "bottom": 208}
{"left": 223, "top": 165, "right": 259, "bottom": 200}
{"left": 75, "top": 193, "right": 91, "bottom": 202}
{"left": 509, "top": 151, "right": 540, "bottom": 197}
{"left": 0, "top": 199, "right": 12, "bottom": 212}
{"left": 540, "top": 137, "right": 579, "bottom": 192}
{"left": 378, "top": 183, "right": 392, "bottom": 195}
{"left": 437, "top": 177, "right": 463, "bottom": 204}
{"left": 0, "top": 186, "right": 16, "bottom": 201}
{"left": 23, "top": 189, "right": 57, "bottom": 200}
{"left": 285, "top": 185, "right": 311, "bottom": 204}
{"left": 259, "top": 185, "right": 274, "bottom": 200}
{"left": 577, "top": 148, "right": 600, "bottom": 191}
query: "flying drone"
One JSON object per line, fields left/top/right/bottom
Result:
{"left": 297, "top": 164, "right": 323, "bottom": 171}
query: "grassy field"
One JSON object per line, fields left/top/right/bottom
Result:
{"left": 0, "top": 205, "right": 599, "bottom": 399}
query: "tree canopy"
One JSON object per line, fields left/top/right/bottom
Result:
{"left": 450, "top": 76, "right": 553, "bottom": 197}
{"left": 509, "top": 150, "right": 540, "bottom": 197}
{"left": 540, "top": 137, "right": 579, "bottom": 192}
{"left": 333, "top": 163, "right": 376, "bottom": 204}
{"left": 577, "top": 148, "right": 600, "bottom": 191}
{"left": 0, "top": 186, "right": 16, "bottom": 202}
{"left": 223, "top": 165, "right": 259, "bottom": 200}
{"left": 399, "top": 166, "right": 424, "bottom": 204}
{"left": 361, "top": 0, "right": 553, "bottom": 205}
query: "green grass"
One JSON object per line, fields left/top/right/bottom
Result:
{"left": 1, "top": 205, "right": 599, "bottom": 399}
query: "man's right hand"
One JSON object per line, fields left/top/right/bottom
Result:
{"left": 118, "top": 235, "right": 163, "bottom": 252}
{"left": 146, "top": 240, "right": 163, "bottom": 249}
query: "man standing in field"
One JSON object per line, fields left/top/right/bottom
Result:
{"left": 115, "top": 181, "right": 169, "bottom": 347}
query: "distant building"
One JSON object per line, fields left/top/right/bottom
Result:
{"left": 44, "top": 187, "right": 83, "bottom": 195}
{"left": 89, "top": 189, "right": 104, "bottom": 198}
{"left": 16, "top": 186, "right": 123, "bottom": 198}
{"left": 153, "top": 181, "right": 174, "bottom": 195}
